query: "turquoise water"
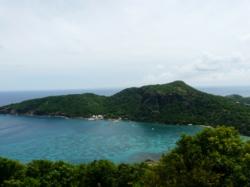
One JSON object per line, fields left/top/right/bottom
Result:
{"left": 0, "top": 114, "right": 202, "bottom": 163}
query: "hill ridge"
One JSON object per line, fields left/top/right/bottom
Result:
{"left": 1, "top": 81, "right": 250, "bottom": 135}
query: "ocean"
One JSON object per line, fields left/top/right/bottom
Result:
{"left": 0, "top": 89, "right": 120, "bottom": 106}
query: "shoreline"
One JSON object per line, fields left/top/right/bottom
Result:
{"left": 199, "top": 125, "right": 213, "bottom": 128}
{"left": 0, "top": 112, "right": 212, "bottom": 128}
{"left": 4, "top": 113, "right": 244, "bottom": 139}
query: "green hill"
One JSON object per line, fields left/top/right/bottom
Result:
{"left": 1, "top": 81, "right": 250, "bottom": 135}
{"left": 227, "top": 94, "right": 250, "bottom": 105}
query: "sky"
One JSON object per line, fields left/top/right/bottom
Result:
{"left": 0, "top": 0, "right": 250, "bottom": 91}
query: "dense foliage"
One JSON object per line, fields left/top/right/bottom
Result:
{"left": 1, "top": 81, "right": 250, "bottom": 135}
{"left": 227, "top": 94, "right": 250, "bottom": 105}
{"left": 1, "top": 127, "right": 250, "bottom": 187}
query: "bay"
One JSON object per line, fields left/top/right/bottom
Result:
{"left": 0, "top": 114, "right": 202, "bottom": 163}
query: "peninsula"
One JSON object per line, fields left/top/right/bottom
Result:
{"left": 1, "top": 81, "right": 250, "bottom": 135}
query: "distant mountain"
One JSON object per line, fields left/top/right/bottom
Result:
{"left": 1, "top": 81, "right": 250, "bottom": 135}
{"left": 226, "top": 94, "right": 250, "bottom": 105}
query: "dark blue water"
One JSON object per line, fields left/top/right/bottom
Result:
{"left": 0, "top": 89, "right": 120, "bottom": 106}
{"left": 0, "top": 114, "right": 202, "bottom": 163}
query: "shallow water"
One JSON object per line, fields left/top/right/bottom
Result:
{"left": 0, "top": 114, "right": 202, "bottom": 163}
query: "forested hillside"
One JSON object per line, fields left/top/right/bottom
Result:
{"left": 1, "top": 81, "right": 250, "bottom": 135}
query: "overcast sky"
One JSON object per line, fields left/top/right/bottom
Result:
{"left": 0, "top": 0, "right": 250, "bottom": 91}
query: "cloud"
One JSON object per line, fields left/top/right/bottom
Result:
{"left": 188, "top": 53, "right": 250, "bottom": 86}
{"left": 240, "top": 33, "right": 250, "bottom": 43}
{"left": 193, "top": 53, "right": 247, "bottom": 72}
{"left": 1, "top": 0, "right": 250, "bottom": 90}
{"left": 140, "top": 52, "right": 250, "bottom": 87}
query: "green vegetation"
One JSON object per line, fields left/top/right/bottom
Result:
{"left": 1, "top": 127, "right": 250, "bottom": 187}
{"left": 227, "top": 94, "right": 250, "bottom": 105}
{"left": 1, "top": 81, "right": 250, "bottom": 135}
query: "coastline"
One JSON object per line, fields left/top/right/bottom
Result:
{"left": 199, "top": 124, "right": 213, "bottom": 128}
{"left": 4, "top": 113, "right": 244, "bottom": 141}
{"left": 0, "top": 112, "right": 210, "bottom": 128}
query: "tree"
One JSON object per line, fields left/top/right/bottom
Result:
{"left": 84, "top": 160, "right": 116, "bottom": 187}
{"left": 0, "top": 157, "right": 25, "bottom": 185}
{"left": 153, "top": 127, "right": 249, "bottom": 187}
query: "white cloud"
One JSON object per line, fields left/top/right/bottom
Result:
{"left": 193, "top": 53, "right": 247, "bottom": 72}
{"left": 0, "top": 0, "right": 250, "bottom": 90}
{"left": 240, "top": 33, "right": 250, "bottom": 43}
{"left": 140, "top": 52, "right": 250, "bottom": 86}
